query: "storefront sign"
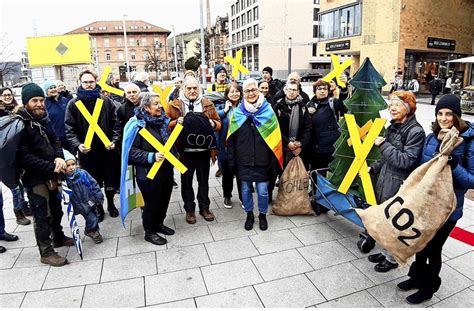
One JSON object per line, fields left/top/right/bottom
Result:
{"left": 427, "top": 37, "right": 456, "bottom": 50}
{"left": 326, "top": 40, "right": 351, "bottom": 52}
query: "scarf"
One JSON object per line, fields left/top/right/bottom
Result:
{"left": 135, "top": 107, "right": 172, "bottom": 147}
{"left": 77, "top": 86, "right": 101, "bottom": 104}
{"left": 285, "top": 95, "right": 302, "bottom": 142}
{"left": 243, "top": 94, "right": 265, "bottom": 113}
{"left": 178, "top": 90, "right": 203, "bottom": 113}
{"left": 227, "top": 96, "right": 283, "bottom": 169}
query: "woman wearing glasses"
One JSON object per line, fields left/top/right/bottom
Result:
{"left": 0, "top": 87, "right": 19, "bottom": 115}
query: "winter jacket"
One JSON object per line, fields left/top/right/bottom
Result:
{"left": 217, "top": 104, "right": 237, "bottom": 162}
{"left": 307, "top": 96, "right": 347, "bottom": 154}
{"left": 45, "top": 95, "right": 69, "bottom": 140}
{"left": 17, "top": 109, "right": 64, "bottom": 188}
{"left": 421, "top": 124, "right": 474, "bottom": 221}
{"left": 273, "top": 85, "right": 310, "bottom": 105}
{"left": 116, "top": 99, "right": 139, "bottom": 143}
{"left": 429, "top": 79, "right": 442, "bottom": 95}
{"left": 133, "top": 81, "right": 149, "bottom": 92}
{"left": 370, "top": 115, "right": 425, "bottom": 203}
{"left": 63, "top": 169, "right": 104, "bottom": 215}
{"left": 59, "top": 90, "right": 74, "bottom": 102}
{"left": 267, "top": 78, "right": 284, "bottom": 98}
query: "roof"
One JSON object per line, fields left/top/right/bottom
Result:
{"left": 447, "top": 56, "right": 474, "bottom": 63}
{"left": 67, "top": 20, "right": 171, "bottom": 35}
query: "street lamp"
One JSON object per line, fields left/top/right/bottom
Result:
{"left": 172, "top": 25, "right": 178, "bottom": 76}
{"left": 288, "top": 37, "right": 292, "bottom": 75}
{"left": 123, "top": 14, "right": 131, "bottom": 82}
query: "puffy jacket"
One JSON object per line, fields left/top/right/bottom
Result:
{"left": 63, "top": 169, "right": 104, "bottom": 215}
{"left": 45, "top": 95, "right": 69, "bottom": 140}
{"left": 421, "top": 124, "right": 474, "bottom": 221}
{"left": 370, "top": 115, "right": 425, "bottom": 203}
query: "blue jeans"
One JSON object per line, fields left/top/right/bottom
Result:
{"left": 0, "top": 189, "right": 5, "bottom": 236}
{"left": 241, "top": 181, "right": 269, "bottom": 214}
{"left": 82, "top": 209, "right": 99, "bottom": 233}
{"left": 10, "top": 184, "right": 27, "bottom": 211}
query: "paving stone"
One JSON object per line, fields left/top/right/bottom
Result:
{"left": 195, "top": 286, "right": 263, "bottom": 308}
{"left": 212, "top": 206, "right": 247, "bottom": 223}
{"left": 42, "top": 259, "right": 102, "bottom": 290}
{"left": 445, "top": 251, "right": 474, "bottom": 280}
{"left": 166, "top": 225, "right": 214, "bottom": 248}
{"left": 306, "top": 262, "right": 374, "bottom": 300}
{"left": 130, "top": 217, "right": 175, "bottom": 236}
{"left": 434, "top": 264, "right": 473, "bottom": 300}
{"left": 0, "top": 247, "right": 21, "bottom": 269}
{"left": 250, "top": 229, "right": 303, "bottom": 254}
{"left": 3, "top": 230, "right": 37, "bottom": 249}
{"left": 316, "top": 290, "right": 383, "bottom": 308}
{"left": 124, "top": 207, "right": 143, "bottom": 221}
{"left": 287, "top": 214, "right": 331, "bottom": 227}
{"left": 255, "top": 215, "right": 296, "bottom": 233}
{"left": 155, "top": 244, "right": 210, "bottom": 274}
{"left": 66, "top": 237, "right": 117, "bottom": 262}
{"left": 254, "top": 274, "right": 325, "bottom": 308}
{"left": 173, "top": 212, "right": 217, "bottom": 230}
{"left": 298, "top": 240, "right": 357, "bottom": 270}
{"left": 22, "top": 286, "right": 84, "bottom": 308}
{"left": 102, "top": 251, "right": 156, "bottom": 282}
{"left": 252, "top": 249, "right": 313, "bottom": 281}
{"left": 13, "top": 220, "right": 33, "bottom": 233}
{"left": 0, "top": 266, "right": 49, "bottom": 294}
{"left": 350, "top": 257, "right": 410, "bottom": 285}
{"left": 145, "top": 268, "right": 207, "bottom": 305}
{"left": 0, "top": 293, "right": 25, "bottom": 308}
{"left": 98, "top": 219, "right": 132, "bottom": 239}
{"left": 13, "top": 246, "right": 68, "bottom": 268}
{"left": 367, "top": 279, "right": 440, "bottom": 307}
{"left": 205, "top": 236, "right": 259, "bottom": 264}
{"left": 442, "top": 237, "right": 472, "bottom": 259}
{"left": 327, "top": 219, "right": 362, "bottom": 237}
{"left": 117, "top": 234, "right": 166, "bottom": 256}
{"left": 201, "top": 258, "right": 263, "bottom": 294}
{"left": 149, "top": 298, "right": 196, "bottom": 308}
{"left": 208, "top": 219, "right": 257, "bottom": 241}
{"left": 432, "top": 288, "right": 474, "bottom": 308}
{"left": 82, "top": 278, "right": 145, "bottom": 308}
{"left": 290, "top": 223, "right": 343, "bottom": 246}
{"left": 167, "top": 202, "right": 184, "bottom": 215}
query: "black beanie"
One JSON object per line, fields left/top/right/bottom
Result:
{"left": 435, "top": 94, "right": 462, "bottom": 117}
{"left": 262, "top": 66, "right": 273, "bottom": 76}
{"left": 214, "top": 64, "right": 227, "bottom": 79}
{"left": 22, "top": 82, "right": 45, "bottom": 104}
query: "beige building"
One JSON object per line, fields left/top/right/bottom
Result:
{"left": 208, "top": 16, "right": 229, "bottom": 68}
{"left": 168, "top": 30, "right": 201, "bottom": 74}
{"left": 317, "top": 0, "right": 474, "bottom": 92}
{"left": 68, "top": 20, "right": 171, "bottom": 81}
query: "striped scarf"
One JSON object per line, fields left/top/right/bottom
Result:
{"left": 227, "top": 97, "right": 283, "bottom": 169}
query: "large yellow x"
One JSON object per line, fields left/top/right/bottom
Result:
{"left": 338, "top": 114, "right": 386, "bottom": 205}
{"left": 151, "top": 84, "right": 174, "bottom": 113}
{"left": 97, "top": 65, "right": 125, "bottom": 97}
{"left": 138, "top": 123, "right": 187, "bottom": 179}
{"left": 75, "top": 99, "right": 112, "bottom": 148}
{"left": 322, "top": 54, "right": 354, "bottom": 88}
{"left": 224, "top": 49, "right": 249, "bottom": 79}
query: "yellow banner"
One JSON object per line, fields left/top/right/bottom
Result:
{"left": 26, "top": 34, "right": 92, "bottom": 67}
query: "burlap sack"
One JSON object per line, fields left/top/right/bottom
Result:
{"left": 272, "top": 156, "right": 315, "bottom": 216}
{"left": 356, "top": 127, "right": 463, "bottom": 265}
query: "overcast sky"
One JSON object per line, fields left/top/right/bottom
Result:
{"left": 1, "top": 0, "right": 230, "bottom": 61}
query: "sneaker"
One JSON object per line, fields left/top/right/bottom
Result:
{"left": 406, "top": 289, "right": 434, "bottom": 304}
{"left": 215, "top": 169, "right": 222, "bottom": 178}
{"left": 0, "top": 246, "right": 6, "bottom": 253}
{"left": 53, "top": 236, "right": 75, "bottom": 248}
{"left": 0, "top": 232, "right": 19, "bottom": 242}
{"left": 223, "top": 197, "right": 232, "bottom": 209}
{"left": 374, "top": 259, "right": 399, "bottom": 272}
{"left": 157, "top": 224, "right": 175, "bottom": 236}
{"left": 186, "top": 212, "right": 196, "bottom": 224}
{"left": 397, "top": 278, "right": 417, "bottom": 291}
{"left": 258, "top": 213, "right": 268, "bottom": 231}
{"left": 40, "top": 253, "right": 68, "bottom": 267}
{"left": 199, "top": 209, "right": 215, "bottom": 222}
{"left": 85, "top": 231, "right": 103, "bottom": 244}
{"left": 244, "top": 212, "right": 254, "bottom": 231}
{"left": 368, "top": 253, "right": 385, "bottom": 263}
{"left": 144, "top": 233, "right": 167, "bottom": 245}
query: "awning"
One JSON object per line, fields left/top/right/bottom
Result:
{"left": 447, "top": 56, "right": 474, "bottom": 63}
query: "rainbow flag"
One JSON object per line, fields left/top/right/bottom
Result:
{"left": 227, "top": 100, "right": 283, "bottom": 169}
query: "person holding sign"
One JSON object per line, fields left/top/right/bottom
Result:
{"left": 368, "top": 91, "right": 425, "bottom": 272}
{"left": 65, "top": 70, "right": 121, "bottom": 222}
{"left": 397, "top": 94, "right": 474, "bottom": 304}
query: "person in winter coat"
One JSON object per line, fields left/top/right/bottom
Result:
{"left": 115, "top": 83, "right": 141, "bottom": 142}
{"left": 56, "top": 80, "right": 74, "bottom": 102}
{"left": 368, "top": 90, "right": 425, "bottom": 272}
{"left": 107, "top": 74, "right": 124, "bottom": 103}
{"left": 328, "top": 74, "right": 349, "bottom": 101}
{"left": 258, "top": 80, "right": 273, "bottom": 106}
{"left": 128, "top": 92, "right": 176, "bottom": 245}
{"left": 218, "top": 82, "right": 243, "bottom": 208}
{"left": 65, "top": 70, "right": 121, "bottom": 222}
{"left": 207, "top": 64, "right": 229, "bottom": 96}
{"left": 262, "top": 66, "right": 284, "bottom": 98}
{"left": 1, "top": 87, "right": 20, "bottom": 113}
{"left": 167, "top": 77, "right": 222, "bottom": 224}
{"left": 429, "top": 76, "right": 442, "bottom": 105}
{"left": 43, "top": 80, "right": 71, "bottom": 152}
{"left": 17, "top": 82, "right": 73, "bottom": 266}
{"left": 133, "top": 72, "right": 150, "bottom": 92}
{"left": 396, "top": 94, "right": 474, "bottom": 304}
{"left": 273, "top": 72, "right": 310, "bottom": 104}
{"left": 62, "top": 149, "right": 103, "bottom": 244}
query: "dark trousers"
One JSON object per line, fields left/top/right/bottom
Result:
{"left": 309, "top": 152, "right": 334, "bottom": 175}
{"left": 409, "top": 220, "right": 457, "bottom": 293}
{"left": 137, "top": 177, "right": 173, "bottom": 234}
{"left": 180, "top": 151, "right": 211, "bottom": 212}
{"left": 431, "top": 94, "right": 437, "bottom": 105}
{"left": 26, "top": 183, "right": 65, "bottom": 257}
{"left": 221, "top": 160, "right": 242, "bottom": 200}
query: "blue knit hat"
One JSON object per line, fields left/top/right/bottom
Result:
{"left": 21, "top": 82, "right": 45, "bottom": 104}
{"left": 63, "top": 149, "right": 76, "bottom": 163}
{"left": 43, "top": 80, "right": 57, "bottom": 93}
{"left": 214, "top": 64, "right": 227, "bottom": 79}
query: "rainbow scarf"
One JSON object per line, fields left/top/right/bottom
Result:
{"left": 227, "top": 98, "right": 283, "bottom": 169}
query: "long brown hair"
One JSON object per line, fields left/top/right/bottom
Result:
{"left": 224, "top": 82, "right": 243, "bottom": 105}
{"left": 432, "top": 112, "right": 469, "bottom": 136}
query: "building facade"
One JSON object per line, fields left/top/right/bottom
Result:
{"left": 168, "top": 30, "right": 201, "bottom": 75}
{"left": 317, "top": 0, "right": 474, "bottom": 92}
{"left": 208, "top": 16, "right": 229, "bottom": 68}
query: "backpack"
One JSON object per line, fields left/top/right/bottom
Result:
{"left": 0, "top": 115, "right": 25, "bottom": 188}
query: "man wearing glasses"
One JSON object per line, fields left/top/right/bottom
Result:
{"left": 115, "top": 83, "right": 141, "bottom": 142}
{"left": 65, "top": 70, "right": 121, "bottom": 222}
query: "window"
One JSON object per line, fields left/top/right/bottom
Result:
{"left": 103, "top": 38, "right": 109, "bottom": 48}
{"left": 242, "top": 13, "right": 246, "bottom": 25}
{"left": 241, "top": 0, "right": 245, "bottom": 10}
{"left": 247, "top": 27, "right": 252, "bottom": 40}
{"left": 154, "top": 37, "right": 160, "bottom": 45}
{"left": 241, "top": 30, "right": 245, "bottom": 42}
{"left": 312, "top": 43, "right": 317, "bottom": 56}
{"left": 129, "top": 37, "right": 136, "bottom": 46}
{"left": 116, "top": 38, "right": 123, "bottom": 47}
{"left": 131, "top": 51, "right": 136, "bottom": 60}
{"left": 253, "top": 7, "right": 258, "bottom": 20}
{"left": 314, "top": 0, "right": 320, "bottom": 3}
{"left": 320, "top": 3, "right": 361, "bottom": 40}
{"left": 143, "top": 52, "right": 149, "bottom": 60}
{"left": 232, "top": 19, "right": 235, "bottom": 30}
{"left": 237, "top": 32, "right": 241, "bottom": 44}
{"left": 141, "top": 38, "right": 147, "bottom": 46}
{"left": 232, "top": 34, "right": 236, "bottom": 44}
{"left": 118, "top": 51, "right": 124, "bottom": 60}
{"left": 236, "top": 0, "right": 240, "bottom": 13}
{"left": 314, "top": 8, "right": 319, "bottom": 21}
{"left": 236, "top": 16, "right": 240, "bottom": 28}
{"left": 247, "top": 11, "right": 252, "bottom": 23}
{"left": 106, "top": 52, "right": 111, "bottom": 61}
{"left": 253, "top": 24, "right": 259, "bottom": 37}
{"left": 313, "top": 25, "right": 319, "bottom": 38}
{"left": 231, "top": 5, "right": 235, "bottom": 16}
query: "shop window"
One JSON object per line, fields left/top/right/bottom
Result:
{"left": 320, "top": 3, "right": 361, "bottom": 40}
{"left": 312, "top": 43, "right": 317, "bottom": 57}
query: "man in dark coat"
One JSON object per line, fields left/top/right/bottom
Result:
{"left": 262, "top": 66, "right": 284, "bottom": 99}
{"left": 17, "top": 83, "right": 73, "bottom": 266}
{"left": 115, "top": 83, "right": 141, "bottom": 142}
{"left": 429, "top": 76, "right": 442, "bottom": 105}
{"left": 273, "top": 72, "right": 310, "bottom": 104}
{"left": 65, "top": 70, "right": 121, "bottom": 222}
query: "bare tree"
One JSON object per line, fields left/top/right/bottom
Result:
{"left": 0, "top": 35, "right": 17, "bottom": 87}
{"left": 144, "top": 44, "right": 166, "bottom": 80}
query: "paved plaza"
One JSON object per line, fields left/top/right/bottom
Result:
{"left": 0, "top": 101, "right": 473, "bottom": 308}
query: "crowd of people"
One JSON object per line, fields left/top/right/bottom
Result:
{"left": 0, "top": 64, "right": 472, "bottom": 305}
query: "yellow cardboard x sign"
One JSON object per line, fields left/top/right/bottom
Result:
{"left": 97, "top": 65, "right": 125, "bottom": 96}
{"left": 224, "top": 49, "right": 249, "bottom": 79}
{"left": 75, "top": 99, "right": 112, "bottom": 148}
{"left": 338, "top": 114, "right": 386, "bottom": 205}
{"left": 151, "top": 84, "right": 174, "bottom": 113}
{"left": 347, "top": 120, "right": 373, "bottom": 147}
{"left": 138, "top": 123, "right": 187, "bottom": 179}
{"left": 322, "top": 54, "right": 354, "bottom": 88}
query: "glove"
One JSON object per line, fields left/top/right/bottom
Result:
{"left": 448, "top": 155, "right": 460, "bottom": 169}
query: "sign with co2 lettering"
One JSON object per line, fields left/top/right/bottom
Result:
{"left": 384, "top": 196, "right": 421, "bottom": 246}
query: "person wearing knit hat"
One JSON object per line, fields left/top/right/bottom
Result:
{"left": 21, "top": 82, "right": 45, "bottom": 107}
{"left": 43, "top": 79, "right": 71, "bottom": 152}
{"left": 262, "top": 66, "right": 273, "bottom": 78}
{"left": 262, "top": 66, "right": 284, "bottom": 99}
{"left": 42, "top": 80, "right": 56, "bottom": 93}
{"left": 435, "top": 94, "right": 462, "bottom": 117}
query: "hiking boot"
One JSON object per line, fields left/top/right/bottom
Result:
{"left": 97, "top": 204, "right": 105, "bottom": 223}
{"left": 0, "top": 246, "right": 6, "bottom": 253}
{"left": 406, "top": 289, "right": 434, "bottom": 304}
{"left": 223, "top": 197, "right": 232, "bottom": 209}
{"left": 108, "top": 206, "right": 119, "bottom": 218}
{"left": 397, "top": 278, "right": 418, "bottom": 291}
{"left": 53, "top": 236, "right": 75, "bottom": 248}
{"left": 199, "top": 209, "right": 215, "bottom": 222}
{"left": 144, "top": 233, "right": 167, "bottom": 245}
{"left": 244, "top": 212, "right": 254, "bottom": 231}
{"left": 374, "top": 259, "right": 399, "bottom": 272}
{"left": 258, "top": 214, "right": 268, "bottom": 231}
{"left": 186, "top": 212, "right": 196, "bottom": 224}
{"left": 368, "top": 253, "right": 385, "bottom": 263}
{"left": 157, "top": 224, "right": 175, "bottom": 236}
{"left": 22, "top": 202, "right": 33, "bottom": 217}
{"left": 40, "top": 253, "right": 68, "bottom": 267}
{"left": 85, "top": 231, "right": 103, "bottom": 244}
{"left": 215, "top": 169, "right": 222, "bottom": 178}
{"left": 0, "top": 232, "right": 19, "bottom": 242}
{"left": 14, "top": 209, "right": 31, "bottom": 226}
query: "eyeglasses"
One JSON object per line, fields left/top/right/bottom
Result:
{"left": 81, "top": 81, "right": 96, "bottom": 85}
{"left": 243, "top": 88, "right": 258, "bottom": 94}
{"left": 48, "top": 86, "right": 57, "bottom": 89}
{"left": 316, "top": 87, "right": 328, "bottom": 91}
{"left": 2, "top": 94, "right": 13, "bottom": 97}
